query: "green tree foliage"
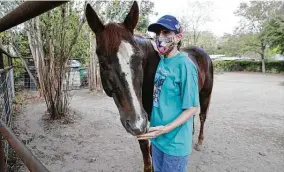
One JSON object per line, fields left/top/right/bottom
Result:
{"left": 0, "top": 1, "right": 31, "bottom": 80}
{"left": 217, "top": 33, "right": 242, "bottom": 56}
{"left": 235, "top": 1, "right": 284, "bottom": 48}
{"left": 233, "top": 1, "right": 284, "bottom": 72}
{"left": 136, "top": 0, "right": 155, "bottom": 33}
{"left": 263, "top": 16, "right": 284, "bottom": 55}
{"left": 217, "top": 32, "right": 261, "bottom": 57}
{"left": 196, "top": 31, "right": 217, "bottom": 55}
{"left": 235, "top": 1, "right": 284, "bottom": 33}
{"left": 93, "top": 0, "right": 155, "bottom": 33}
{"left": 38, "top": 3, "right": 85, "bottom": 61}
{"left": 182, "top": 31, "right": 218, "bottom": 55}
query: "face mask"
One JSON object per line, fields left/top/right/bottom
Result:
{"left": 155, "top": 36, "right": 177, "bottom": 55}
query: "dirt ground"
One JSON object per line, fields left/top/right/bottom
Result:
{"left": 14, "top": 72, "right": 284, "bottom": 172}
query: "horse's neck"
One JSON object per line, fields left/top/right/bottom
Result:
{"left": 134, "top": 36, "right": 160, "bottom": 115}
{"left": 134, "top": 36, "right": 160, "bottom": 64}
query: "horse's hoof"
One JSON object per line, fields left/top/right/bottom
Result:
{"left": 194, "top": 143, "right": 202, "bottom": 151}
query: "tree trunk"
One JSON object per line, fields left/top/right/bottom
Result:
{"left": 261, "top": 40, "right": 266, "bottom": 73}
{"left": 27, "top": 19, "right": 45, "bottom": 95}
{"left": 261, "top": 55, "right": 265, "bottom": 73}
{"left": 96, "top": 65, "right": 102, "bottom": 91}
{"left": 193, "top": 30, "right": 197, "bottom": 45}
{"left": 88, "top": 32, "right": 97, "bottom": 91}
{"left": 24, "top": 2, "right": 86, "bottom": 119}
{"left": 35, "top": 17, "right": 46, "bottom": 97}
{"left": 88, "top": 1, "right": 103, "bottom": 92}
{"left": 26, "top": 25, "right": 37, "bottom": 66}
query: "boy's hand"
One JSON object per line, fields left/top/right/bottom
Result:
{"left": 136, "top": 126, "right": 169, "bottom": 140}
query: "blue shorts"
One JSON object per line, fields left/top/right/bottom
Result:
{"left": 151, "top": 144, "right": 189, "bottom": 172}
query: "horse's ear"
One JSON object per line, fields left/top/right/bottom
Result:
{"left": 85, "top": 4, "right": 104, "bottom": 35}
{"left": 123, "top": 1, "right": 139, "bottom": 34}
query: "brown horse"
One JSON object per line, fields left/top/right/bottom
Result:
{"left": 85, "top": 1, "right": 213, "bottom": 172}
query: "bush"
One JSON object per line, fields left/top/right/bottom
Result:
{"left": 213, "top": 60, "right": 284, "bottom": 73}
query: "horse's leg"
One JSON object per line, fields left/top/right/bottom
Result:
{"left": 194, "top": 90, "right": 212, "bottom": 151}
{"left": 139, "top": 140, "right": 152, "bottom": 172}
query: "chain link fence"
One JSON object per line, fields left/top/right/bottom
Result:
{"left": 13, "top": 66, "right": 90, "bottom": 91}
{"left": 0, "top": 67, "right": 14, "bottom": 164}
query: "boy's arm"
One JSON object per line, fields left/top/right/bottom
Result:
{"left": 137, "top": 65, "right": 200, "bottom": 140}
{"left": 164, "top": 106, "right": 199, "bottom": 132}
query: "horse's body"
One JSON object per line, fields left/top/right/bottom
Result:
{"left": 85, "top": 2, "right": 213, "bottom": 172}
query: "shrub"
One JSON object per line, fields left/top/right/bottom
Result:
{"left": 213, "top": 60, "right": 284, "bottom": 73}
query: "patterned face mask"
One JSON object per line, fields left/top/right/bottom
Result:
{"left": 155, "top": 36, "right": 176, "bottom": 55}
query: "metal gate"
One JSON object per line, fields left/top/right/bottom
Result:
{"left": 0, "top": 1, "right": 68, "bottom": 171}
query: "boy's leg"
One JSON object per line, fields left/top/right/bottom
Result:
{"left": 151, "top": 144, "right": 164, "bottom": 172}
{"left": 161, "top": 153, "right": 189, "bottom": 172}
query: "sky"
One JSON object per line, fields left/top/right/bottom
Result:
{"left": 0, "top": 0, "right": 247, "bottom": 37}
{"left": 148, "top": 0, "right": 249, "bottom": 37}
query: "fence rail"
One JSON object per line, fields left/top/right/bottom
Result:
{"left": 0, "top": 43, "right": 51, "bottom": 172}
{"left": 0, "top": 120, "right": 49, "bottom": 172}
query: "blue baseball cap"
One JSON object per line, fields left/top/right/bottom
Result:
{"left": 148, "top": 15, "right": 182, "bottom": 34}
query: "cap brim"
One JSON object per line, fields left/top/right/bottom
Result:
{"left": 148, "top": 23, "right": 176, "bottom": 33}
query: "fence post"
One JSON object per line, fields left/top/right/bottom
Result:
{"left": 0, "top": 52, "right": 6, "bottom": 172}
{"left": 0, "top": 52, "right": 11, "bottom": 124}
{"left": 0, "top": 51, "right": 3, "bottom": 69}
{"left": 7, "top": 55, "right": 15, "bottom": 98}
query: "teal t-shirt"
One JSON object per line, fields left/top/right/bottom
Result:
{"left": 150, "top": 52, "right": 200, "bottom": 156}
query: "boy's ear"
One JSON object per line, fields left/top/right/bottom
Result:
{"left": 174, "top": 32, "right": 183, "bottom": 43}
{"left": 176, "top": 32, "right": 184, "bottom": 39}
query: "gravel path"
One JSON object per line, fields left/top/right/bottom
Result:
{"left": 14, "top": 72, "right": 284, "bottom": 172}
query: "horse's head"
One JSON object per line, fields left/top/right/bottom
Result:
{"left": 86, "top": 1, "right": 148, "bottom": 135}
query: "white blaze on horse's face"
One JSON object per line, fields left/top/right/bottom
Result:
{"left": 117, "top": 41, "right": 144, "bottom": 130}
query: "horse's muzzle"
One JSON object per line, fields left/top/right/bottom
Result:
{"left": 123, "top": 117, "right": 148, "bottom": 136}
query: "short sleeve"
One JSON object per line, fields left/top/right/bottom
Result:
{"left": 180, "top": 60, "right": 200, "bottom": 109}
